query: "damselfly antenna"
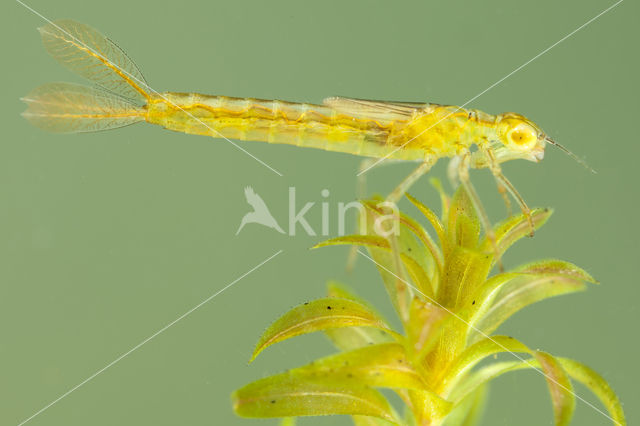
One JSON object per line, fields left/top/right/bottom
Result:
{"left": 545, "top": 137, "right": 596, "bottom": 174}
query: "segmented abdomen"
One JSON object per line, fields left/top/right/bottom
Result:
{"left": 145, "top": 93, "right": 427, "bottom": 160}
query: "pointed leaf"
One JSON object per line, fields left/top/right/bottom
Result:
{"left": 429, "top": 178, "right": 450, "bottom": 220}
{"left": 444, "top": 339, "right": 576, "bottom": 426}
{"left": 558, "top": 358, "right": 626, "bottom": 426}
{"left": 441, "top": 335, "right": 530, "bottom": 396}
{"left": 405, "top": 192, "right": 446, "bottom": 250}
{"left": 326, "top": 281, "right": 382, "bottom": 312}
{"left": 516, "top": 259, "right": 597, "bottom": 283}
{"left": 462, "top": 259, "right": 594, "bottom": 343}
{"left": 325, "top": 282, "right": 394, "bottom": 351}
{"left": 313, "top": 235, "right": 390, "bottom": 250}
{"left": 457, "top": 384, "right": 487, "bottom": 426}
{"left": 442, "top": 384, "right": 487, "bottom": 426}
{"left": 316, "top": 236, "right": 434, "bottom": 306}
{"left": 327, "top": 203, "right": 423, "bottom": 317}
{"left": 232, "top": 374, "right": 399, "bottom": 423}
{"left": 449, "top": 360, "right": 529, "bottom": 403}
{"left": 480, "top": 208, "right": 552, "bottom": 257}
{"left": 534, "top": 351, "right": 575, "bottom": 426}
{"left": 402, "top": 254, "right": 436, "bottom": 300}
{"left": 313, "top": 232, "right": 400, "bottom": 309}
{"left": 460, "top": 271, "right": 521, "bottom": 328}
{"left": 363, "top": 198, "right": 443, "bottom": 278}
{"left": 251, "top": 298, "right": 397, "bottom": 361}
{"left": 473, "top": 273, "right": 587, "bottom": 338}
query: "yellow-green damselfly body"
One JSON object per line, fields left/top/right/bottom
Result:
{"left": 22, "top": 20, "right": 552, "bottom": 166}
{"left": 23, "top": 19, "right": 588, "bottom": 246}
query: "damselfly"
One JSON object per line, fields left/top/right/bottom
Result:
{"left": 22, "top": 20, "right": 587, "bottom": 247}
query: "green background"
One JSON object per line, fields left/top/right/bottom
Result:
{"left": 1, "top": 0, "right": 637, "bottom": 424}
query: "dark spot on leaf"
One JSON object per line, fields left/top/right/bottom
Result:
{"left": 327, "top": 306, "right": 332, "bottom": 310}
{"left": 271, "top": 400, "right": 276, "bottom": 404}
{"left": 347, "top": 373, "right": 354, "bottom": 378}
{"left": 472, "top": 300, "right": 476, "bottom": 305}
{"left": 408, "top": 247, "right": 412, "bottom": 252}
{"left": 304, "top": 302, "right": 309, "bottom": 305}
{"left": 397, "top": 359, "right": 403, "bottom": 363}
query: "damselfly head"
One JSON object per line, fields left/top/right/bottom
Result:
{"left": 496, "top": 112, "right": 546, "bottom": 163}
{"left": 495, "top": 112, "right": 595, "bottom": 172}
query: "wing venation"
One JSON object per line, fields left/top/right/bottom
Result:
{"left": 39, "top": 20, "right": 149, "bottom": 103}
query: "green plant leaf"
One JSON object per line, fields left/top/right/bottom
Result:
{"left": 437, "top": 245, "right": 492, "bottom": 310}
{"left": 251, "top": 298, "right": 398, "bottom": 361}
{"left": 288, "top": 343, "right": 427, "bottom": 391}
{"left": 352, "top": 415, "right": 397, "bottom": 425}
{"left": 401, "top": 253, "right": 436, "bottom": 300}
{"left": 360, "top": 199, "right": 440, "bottom": 292}
{"left": 313, "top": 234, "right": 390, "bottom": 250}
{"left": 316, "top": 236, "right": 434, "bottom": 301}
{"left": 234, "top": 189, "right": 623, "bottom": 426}
{"left": 558, "top": 357, "right": 626, "bottom": 426}
{"left": 440, "top": 335, "right": 530, "bottom": 395}
{"left": 405, "top": 192, "right": 446, "bottom": 250}
{"left": 446, "top": 186, "right": 481, "bottom": 250}
{"left": 442, "top": 384, "right": 487, "bottom": 426}
{"left": 442, "top": 338, "right": 575, "bottom": 426}
{"left": 325, "top": 282, "right": 394, "bottom": 351}
{"left": 448, "top": 360, "right": 528, "bottom": 403}
{"left": 316, "top": 210, "right": 430, "bottom": 318}
{"left": 472, "top": 271, "right": 587, "bottom": 339}
{"left": 406, "top": 297, "right": 449, "bottom": 361}
{"left": 232, "top": 374, "right": 400, "bottom": 423}
{"left": 535, "top": 351, "right": 575, "bottom": 426}
{"left": 457, "top": 384, "right": 487, "bottom": 426}
{"left": 461, "top": 259, "right": 595, "bottom": 343}
{"left": 407, "top": 388, "right": 454, "bottom": 425}
{"left": 516, "top": 259, "right": 597, "bottom": 283}
{"left": 480, "top": 208, "right": 553, "bottom": 256}
{"left": 363, "top": 198, "right": 443, "bottom": 278}
{"left": 429, "top": 178, "right": 450, "bottom": 220}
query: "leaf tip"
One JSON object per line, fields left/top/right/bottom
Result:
{"left": 248, "top": 346, "right": 263, "bottom": 363}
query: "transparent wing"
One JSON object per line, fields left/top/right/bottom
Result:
{"left": 21, "top": 82, "right": 144, "bottom": 133}
{"left": 323, "top": 97, "right": 429, "bottom": 123}
{"left": 38, "top": 20, "right": 149, "bottom": 103}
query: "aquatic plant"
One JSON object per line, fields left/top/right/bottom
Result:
{"left": 232, "top": 183, "right": 625, "bottom": 425}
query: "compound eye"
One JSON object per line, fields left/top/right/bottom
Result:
{"left": 507, "top": 123, "right": 538, "bottom": 149}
